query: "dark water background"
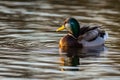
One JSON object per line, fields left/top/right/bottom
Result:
{"left": 0, "top": 0, "right": 120, "bottom": 80}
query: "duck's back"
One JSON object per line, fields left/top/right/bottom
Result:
{"left": 79, "top": 26, "right": 99, "bottom": 41}
{"left": 78, "top": 25, "right": 108, "bottom": 47}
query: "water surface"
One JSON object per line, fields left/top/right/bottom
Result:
{"left": 0, "top": 0, "right": 120, "bottom": 80}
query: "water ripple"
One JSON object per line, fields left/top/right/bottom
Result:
{"left": 0, "top": 0, "right": 120, "bottom": 80}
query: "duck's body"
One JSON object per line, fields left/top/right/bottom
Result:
{"left": 57, "top": 18, "right": 108, "bottom": 48}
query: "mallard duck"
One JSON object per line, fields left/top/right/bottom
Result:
{"left": 56, "top": 17, "right": 108, "bottom": 48}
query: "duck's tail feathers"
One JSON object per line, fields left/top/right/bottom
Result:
{"left": 103, "top": 32, "right": 108, "bottom": 41}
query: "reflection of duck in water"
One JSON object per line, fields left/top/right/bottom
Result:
{"left": 59, "top": 46, "right": 107, "bottom": 71}
{"left": 56, "top": 17, "right": 108, "bottom": 48}
{"left": 59, "top": 47, "right": 80, "bottom": 71}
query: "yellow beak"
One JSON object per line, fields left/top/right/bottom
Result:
{"left": 56, "top": 25, "right": 65, "bottom": 31}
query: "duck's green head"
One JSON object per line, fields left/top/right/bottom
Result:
{"left": 56, "top": 17, "right": 80, "bottom": 38}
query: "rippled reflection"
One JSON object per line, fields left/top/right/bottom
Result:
{"left": 59, "top": 46, "right": 107, "bottom": 71}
